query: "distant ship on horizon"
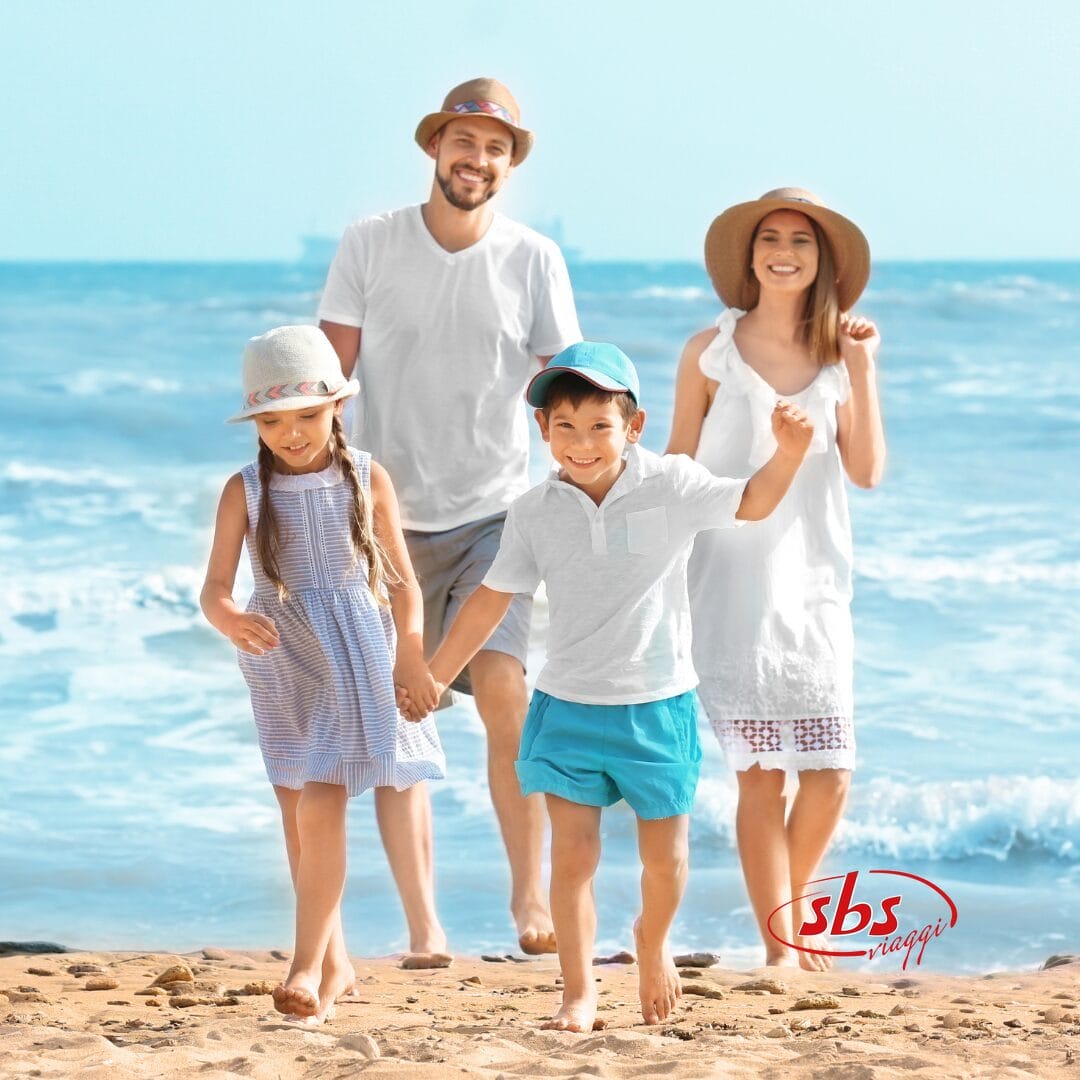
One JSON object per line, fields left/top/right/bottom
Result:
{"left": 298, "top": 215, "right": 582, "bottom": 267}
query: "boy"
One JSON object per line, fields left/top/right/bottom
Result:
{"left": 415, "top": 341, "right": 813, "bottom": 1031}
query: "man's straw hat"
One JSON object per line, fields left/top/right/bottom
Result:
{"left": 415, "top": 77, "right": 534, "bottom": 165}
{"left": 704, "top": 188, "right": 870, "bottom": 311}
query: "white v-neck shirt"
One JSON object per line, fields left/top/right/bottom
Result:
{"left": 483, "top": 445, "right": 747, "bottom": 704}
{"left": 318, "top": 205, "right": 582, "bottom": 531}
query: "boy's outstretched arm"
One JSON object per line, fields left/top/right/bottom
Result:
{"left": 428, "top": 585, "right": 514, "bottom": 694}
{"left": 737, "top": 402, "right": 815, "bottom": 521}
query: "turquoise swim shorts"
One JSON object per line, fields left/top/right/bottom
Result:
{"left": 515, "top": 689, "right": 702, "bottom": 820}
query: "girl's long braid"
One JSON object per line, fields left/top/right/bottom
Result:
{"left": 255, "top": 439, "right": 288, "bottom": 602}
{"left": 329, "top": 415, "right": 401, "bottom": 605}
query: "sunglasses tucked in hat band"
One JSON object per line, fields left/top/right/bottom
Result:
{"left": 415, "top": 77, "right": 534, "bottom": 165}
{"left": 526, "top": 341, "right": 640, "bottom": 408}
{"left": 704, "top": 187, "right": 871, "bottom": 312}
{"left": 227, "top": 325, "right": 359, "bottom": 424}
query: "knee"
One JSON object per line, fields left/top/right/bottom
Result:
{"left": 297, "top": 783, "right": 348, "bottom": 830}
{"left": 470, "top": 653, "right": 528, "bottom": 716}
{"left": 552, "top": 834, "right": 601, "bottom": 883}
{"left": 641, "top": 839, "right": 689, "bottom": 882}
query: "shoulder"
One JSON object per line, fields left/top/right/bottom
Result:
{"left": 367, "top": 456, "right": 392, "bottom": 494}
{"left": 505, "top": 479, "right": 553, "bottom": 521}
{"left": 340, "top": 206, "right": 417, "bottom": 247}
{"left": 497, "top": 216, "right": 566, "bottom": 263}
{"left": 653, "top": 450, "right": 710, "bottom": 491}
{"left": 217, "top": 470, "right": 250, "bottom": 523}
{"left": 223, "top": 470, "right": 247, "bottom": 498}
{"left": 680, "top": 326, "right": 722, "bottom": 373}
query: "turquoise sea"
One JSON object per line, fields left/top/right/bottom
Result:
{"left": 1, "top": 259, "right": 1077, "bottom": 973}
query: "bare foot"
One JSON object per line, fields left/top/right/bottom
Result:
{"left": 634, "top": 918, "right": 681, "bottom": 1025}
{"left": 272, "top": 971, "right": 320, "bottom": 1018}
{"left": 282, "top": 1003, "right": 336, "bottom": 1028}
{"left": 317, "top": 956, "right": 355, "bottom": 1021}
{"left": 765, "top": 947, "right": 798, "bottom": 968}
{"left": 794, "top": 933, "right": 834, "bottom": 971}
{"left": 541, "top": 993, "right": 599, "bottom": 1032}
{"left": 519, "top": 929, "right": 558, "bottom": 956}
{"left": 400, "top": 952, "right": 454, "bottom": 970}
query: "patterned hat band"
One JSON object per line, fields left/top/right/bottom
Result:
{"left": 450, "top": 99, "right": 517, "bottom": 125}
{"left": 244, "top": 379, "right": 335, "bottom": 408}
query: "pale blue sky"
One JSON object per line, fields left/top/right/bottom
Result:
{"left": 4, "top": 0, "right": 1079, "bottom": 261}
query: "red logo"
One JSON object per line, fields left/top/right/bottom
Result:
{"left": 767, "top": 869, "right": 958, "bottom": 970}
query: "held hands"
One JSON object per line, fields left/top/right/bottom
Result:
{"left": 838, "top": 313, "right": 880, "bottom": 371}
{"left": 393, "top": 651, "right": 441, "bottom": 723}
{"left": 224, "top": 612, "right": 280, "bottom": 655}
{"left": 771, "top": 401, "right": 815, "bottom": 462}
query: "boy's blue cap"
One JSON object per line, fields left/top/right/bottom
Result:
{"left": 526, "top": 341, "right": 640, "bottom": 407}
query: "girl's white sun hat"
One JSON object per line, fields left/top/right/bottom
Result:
{"left": 227, "top": 325, "right": 359, "bottom": 423}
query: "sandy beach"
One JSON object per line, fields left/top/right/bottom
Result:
{"left": 2, "top": 947, "right": 1076, "bottom": 1078}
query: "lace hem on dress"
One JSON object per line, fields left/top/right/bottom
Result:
{"left": 710, "top": 715, "right": 856, "bottom": 773}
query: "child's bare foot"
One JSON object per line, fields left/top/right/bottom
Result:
{"left": 793, "top": 933, "right": 834, "bottom": 971}
{"left": 273, "top": 970, "right": 320, "bottom": 1018}
{"left": 318, "top": 956, "right": 355, "bottom": 1018}
{"left": 634, "top": 918, "right": 681, "bottom": 1025}
{"left": 765, "top": 946, "right": 798, "bottom": 968}
{"left": 515, "top": 900, "right": 557, "bottom": 956}
{"left": 541, "top": 993, "right": 599, "bottom": 1032}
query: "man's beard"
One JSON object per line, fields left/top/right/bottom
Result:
{"left": 437, "top": 168, "right": 495, "bottom": 211}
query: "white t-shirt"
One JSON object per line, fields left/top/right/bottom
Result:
{"left": 317, "top": 205, "right": 582, "bottom": 531}
{"left": 482, "top": 445, "right": 747, "bottom": 705}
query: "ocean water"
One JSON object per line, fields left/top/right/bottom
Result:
{"left": 1, "top": 259, "right": 1077, "bottom": 974}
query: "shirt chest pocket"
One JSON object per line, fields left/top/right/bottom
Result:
{"left": 625, "top": 507, "right": 669, "bottom": 555}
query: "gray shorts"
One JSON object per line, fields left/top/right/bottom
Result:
{"left": 405, "top": 512, "right": 532, "bottom": 697}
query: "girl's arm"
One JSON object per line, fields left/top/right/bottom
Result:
{"left": 836, "top": 315, "right": 887, "bottom": 489}
{"left": 428, "top": 586, "right": 514, "bottom": 696}
{"left": 200, "top": 474, "right": 280, "bottom": 655}
{"left": 665, "top": 328, "right": 720, "bottom": 456}
{"left": 370, "top": 460, "right": 440, "bottom": 720}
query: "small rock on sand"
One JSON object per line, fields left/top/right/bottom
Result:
{"left": 401, "top": 953, "right": 453, "bottom": 970}
{"left": 67, "top": 963, "right": 107, "bottom": 977}
{"left": 26, "top": 967, "right": 55, "bottom": 977}
{"left": 941, "top": 1012, "right": 964, "bottom": 1029}
{"left": 243, "top": 981, "right": 275, "bottom": 996}
{"left": 735, "top": 979, "right": 786, "bottom": 995}
{"left": 84, "top": 977, "right": 120, "bottom": 991}
{"left": 6, "top": 990, "right": 48, "bottom": 1003}
{"left": 765, "top": 1025, "right": 792, "bottom": 1038}
{"left": 201, "top": 948, "right": 229, "bottom": 961}
{"left": 339, "top": 1032, "right": 381, "bottom": 1059}
{"left": 792, "top": 996, "right": 841, "bottom": 1011}
{"left": 593, "top": 951, "right": 635, "bottom": 965}
{"left": 1042, "top": 954, "right": 1078, "bottom": 970}
{"left": 682, "top": 984, "right": 724, "bottom": 1000}
{"left": 672, "top": 952, "right": 720, "bottom": 968}
{"left": 270, "top": 949, "right": 291, "bottom": 961}
{"left": 152, "top": 965, "right": 193, "bottom": 986}
{"left": 1041, "top": 1006, "right": 1066, "bottom": 1023}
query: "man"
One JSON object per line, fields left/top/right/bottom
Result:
{"left": 318, "top": 77, "right": 582, "bottom": 960}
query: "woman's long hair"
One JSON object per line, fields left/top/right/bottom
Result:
{"left": 255, "top": 413, "right": 400, "bottom": 604}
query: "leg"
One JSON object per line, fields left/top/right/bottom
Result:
{"left": 271, "top": 782, "right": 349, "bottom": 1020}
{"left": 469, "top": 649, "right": 555, "bottom": 954}
{"left": 635, "top": 815, "right": 689, "bottom": 1025}
{"left": 542, "top": 795, "right": 602, "bottom": 1032}
{"left": 787, "top": 768, "right": 852, "bottom": 971}
{"left": 274, "top": 787, "right": 358, "bottom": 1004}
{"left": 373, "top": 783, "right": 451, "bottom": 962}
{"left": 734, "top": 765, "right": 796, "bottom": 966}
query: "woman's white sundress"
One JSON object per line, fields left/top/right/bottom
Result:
{"left": 688, "top": 309, "right": 857, "bottom": 772}
{"left": 237, "top": 448, "right": 445, "bottom": 795}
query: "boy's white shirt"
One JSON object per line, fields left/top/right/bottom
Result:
{"left": 483, "top": 444, "right": 747, "bottom": 705}
{"left": 317, "top": 205, "right": 582, "bottom": 531}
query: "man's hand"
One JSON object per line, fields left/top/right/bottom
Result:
{"left": 771, "top": 400, "right": 814, "bottom": 462}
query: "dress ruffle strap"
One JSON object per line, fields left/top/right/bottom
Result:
{"left": 698, "top": 308, "right": 850, "bottom": 468}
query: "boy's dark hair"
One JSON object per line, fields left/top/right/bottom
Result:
{"left": 539, "top": 372, "right": 639, "bottom": 423}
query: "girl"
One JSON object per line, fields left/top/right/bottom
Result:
{"left": 201, "top": 325, "right": 445, "bottom": 1024}
{"left": 667, "top": 189, "right": 886, "bottom": 969}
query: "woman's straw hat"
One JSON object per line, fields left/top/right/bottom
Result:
{"left": 227, "top": 325, "right": 358, "bottom": 424}
{"left": 704, "top": 188, "right": 870, "bottom": 311}
{"left": 415, "top": 77, "right": 534, "bottom": 165}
